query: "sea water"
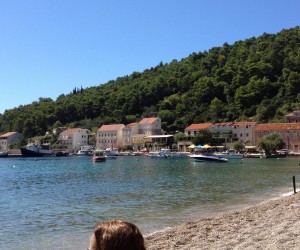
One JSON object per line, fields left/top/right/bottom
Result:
{"left": 0, "top": 155, "right": 300, "bottom": 249}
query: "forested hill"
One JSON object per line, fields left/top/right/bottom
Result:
{"left": 1, "top": 27, "right": 300, "bottom": 138}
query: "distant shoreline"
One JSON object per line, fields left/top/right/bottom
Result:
{"left": 145, "top": 192, "right": 300, "bottom": 249}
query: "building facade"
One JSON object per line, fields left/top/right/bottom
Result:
{"left": 58, "top": 128, "right": 92, "bottom": 152}
{"left": 0, "top": 132, "right": 22, "bottom": 150}
{"left": 184, "top": 123, "right": 213, "bottom": 136}
{"left": 254, "top": 123, "right": 300, "bottom": 152}
{"left": 96, "top": 124, "right": 125, "bottom": 149}
{"left": 211, "top": 122, "right": 256, "bottom": 146}
{"left": 137, "top": 117, "right": 162, "bottom": 135}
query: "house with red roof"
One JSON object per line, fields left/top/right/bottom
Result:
{"left": 96, "top": 118, "right": 162, "bottom": 150}
{"left": 131, "top": 117, "right": 162, "bottom": 147}
{"left": 58, "top": 128, "right": 93, "bottom": 152}
{"left": 184, "top": 123, "right": 213, "bottom": 136}
{"left": 96, "top": 124, "right": 125, "bottom": 149}
{"left": 211, "top": 122, "right": 257, "bottom": 146}
{"left": 0, "top": 131, "right": 22, "bottom": 150}
{"left": 254, "top": 123, "right": 300, "bottom": 152}
{"left": 122, "top": 123, "right": 138, "bottom": 147}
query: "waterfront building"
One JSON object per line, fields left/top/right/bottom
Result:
{"left": 0, "top": 131, "right": 22, "bottom": 150}
{"left": 122, "top": 123, "right": 138, "bottom": 147}
{"left": 211, "top": 122, "right": 256, "bottom": 146}
{"left": 137, "top": 117, "right": 162, "bottom": 135}
{"left": 57, "top": 128, "right": 93, "bottom": 152}
{"left": 254, "top": 123, "right": 300, "bottom": 152}
{"left": 184, "top": 123, "right": 213, "bottom": 136}
{"left": 131, "top": 117, "right": 162, "bottom": 149}
{"left": 96, "top": 124, "right": 125, "bottom": 149}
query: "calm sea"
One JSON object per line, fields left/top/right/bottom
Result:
{"left": 1, "top": 155, "right": 300, "bottom": 249}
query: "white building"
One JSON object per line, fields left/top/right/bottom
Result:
{"left": 0, "top": 132, "right": 22, "bottom": 150}
{"left": 184, "top": 123, "right": 213, "bottom": 136}
{"left": 58, "top": 128, "right": 92, "bottom": 152}
{"left": 137, "top": 117, "right": 162, "bottom": 135}
{"left": 122, "top": 123, "right": 138, "bottom": 147}
{"left": 96, "top": 124, "right": 125, "bottom": 149}
{"left": 211, "top": 122, "right": 256, "bottom": 146}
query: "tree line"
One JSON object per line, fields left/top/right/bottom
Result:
{"left": 0, "top": 27, "right": 299, "bottom": 140}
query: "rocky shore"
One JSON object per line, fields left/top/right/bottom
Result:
{"left": 145, "top": 193, "right": 300, "bottom": 249}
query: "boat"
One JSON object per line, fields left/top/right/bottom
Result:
{"left": 92, "top": 149, "right": 106, "bottom": 162}
{"left": 55, "top": 151, "right": 69, "bottom": 157}
{"left": 261, "top": 153, "right": 288, "bottom": 159}
{"left": 0, "top": 150, "right": 9, "bottom": 158}
{"left": 76, "top": 145, "right": 94, "bottom": 156}
{"left": 189, "top": 153, "right": 228, "bottom": 162}
{"left": 214, "top": 149, "right": 243, "bottom": 159}
{"left": 105, "top": 148, "right": 118, "bottom": 158}
{"left": 20, "top": 143, "right": 54, "bottom": 157}
{"left": 147, "top": 148, "right": 188, "bottom": 158}
{"left": 243, "top": 152, "right": 263, "bottom": 158}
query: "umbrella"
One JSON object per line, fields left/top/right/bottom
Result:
{"left": 195, "top": 144, "right": 203, "bottom": 148}
{"left": 187, "top": 144, "right": 195, "bottom": 149}
{"left": 202, "top": 144, "right": 212, "bottom": 148}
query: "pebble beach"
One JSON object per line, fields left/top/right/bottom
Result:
{"left": 145, "top": 193, "right": 300, "bottom": 250}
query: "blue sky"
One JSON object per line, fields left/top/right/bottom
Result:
{"left": 0, "top": 0, "right": 299, "bottom": 114}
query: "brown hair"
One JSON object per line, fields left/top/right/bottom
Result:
{"left": 93, "top": 220, "right": 146, "bottom": 250}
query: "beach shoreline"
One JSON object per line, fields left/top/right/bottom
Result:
{"left": 145, "top": 192, "right": 300, "bottom": 249}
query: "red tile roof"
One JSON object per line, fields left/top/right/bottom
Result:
{"left": 60, "top": 128, "right": 88, "bottom": 135}
{"left": 126, "top": 123, "right": 138, "bottom": 127}
{"left": 213, "top": 122, "right": 256, "bottom": 127}
{"left": 0, "top": 132, "right": 17, "bottom": 138}
{"left": 213, "top": 122, "right": 233, "bottom": 127}
{"left": 139, "top": 118, "right": 159, "bottom": 124}
{"left": 185, "top": 123, "right": 213, "bottom": 130}
{"left": 98, "top": 124, "right": 124, "bottom": 131}
{"left": 255, "top": 123, "right": 300, "bottom": 131}
{"left": 234, "top": 122, "right": 256, "bottom": 126}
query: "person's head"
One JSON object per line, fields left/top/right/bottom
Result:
{"left": 89, "top": 220, "right": 146, "bottom": 250}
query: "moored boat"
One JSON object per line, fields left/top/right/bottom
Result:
{"left": 0, "top": 150, "right": 9, "bottom": 158}
{"left": 243, "top": 152, "right": 263, "bottom": 158}
{"left": 92, "top": 149, "right": 106, "bottom": 162}
{"left": 189, "top": 153, "right": 228, "bottom": 162}
{"left": 76, "top": 145, "right": 94, "bottom": 156}
{"left": 214, "top": 149, "right": 243, "bottom": 159}
{"left": 55, "top": 151, "right": 69, "bottom": 157}
{"left": 147, "top": 148, "right": 188, "bottom": 158}
{"left": 20, "top": 143, "right": 54, "bottom": 157}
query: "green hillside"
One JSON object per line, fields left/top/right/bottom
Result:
{"left": 1, "top": 27, "right": 300, "bottom": 138}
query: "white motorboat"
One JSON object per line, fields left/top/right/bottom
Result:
{"left": 147, "top": 148, "right": 188, "bottom": 158}
{"left": 214, "top": 149, "right": 243, "bottom": 159}
{"left": 189, "top": 153, "right": 228, "bottom": 162}
{"left": 76, "top": 145, "right": 94, "bottom": 156}
{"left": 105, "top": 148, "right": 118, "bottom": 158}
{"left": 92, "top": 150, "right": 106, "bottom": 162}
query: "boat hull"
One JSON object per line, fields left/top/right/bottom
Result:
{"left": 20, "top": 147, "right": 53, "bottom": 157}
{"left": 0, "top": 151, "right": 9, "bottom": 158}
{"left": 189, "top": 154, "right": 228, "bottom": 162}
{"left": 214, "top": 153, "right": 243, "bottom": 159}
{"left": 92, "top": 156, "right": 106, "bottom": 162}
